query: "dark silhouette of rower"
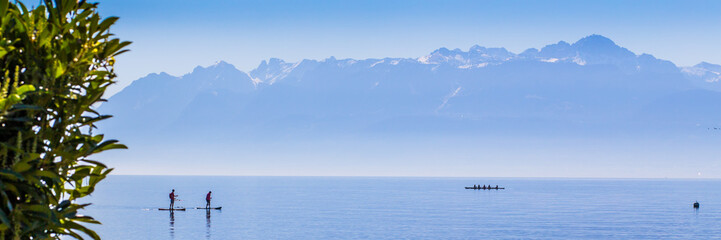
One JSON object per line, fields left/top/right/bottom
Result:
{"left": 495, "top": 185, "right": 499, "bottom": 189}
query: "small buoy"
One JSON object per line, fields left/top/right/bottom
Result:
{"left": 693, "top": 202, "right": 700, "bottom": 209}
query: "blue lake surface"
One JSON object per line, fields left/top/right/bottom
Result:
{"left": 82, "top": 176, "right": 721, "bottom": 239}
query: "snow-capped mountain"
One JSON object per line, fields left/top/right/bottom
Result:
{"left": 98, "top": 35, "right": 721, "bottom": 144}
{"left": 414, "top": 35, "right": 677, "bottom": 73}
{"left": 682, "top": 62, "right": 721, "bottom": 91}
{"left": 417, "top": 46, "right": 515, "bottom": 68}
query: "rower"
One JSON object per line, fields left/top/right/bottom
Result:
{"left": 694, "top": 201, "right": 700, "bottom": 209}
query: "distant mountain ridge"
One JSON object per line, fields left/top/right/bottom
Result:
{"left": 99, "top": 34, "right": 721, "bottom": 143}
{"left": 682, "top": 62, "right": 721, "bottom": 91}
{"left": 248, "top": 35, "right": 681, "bottom": 80}
{"left": 418, "top": 34, "right": 672, "bottom": 71}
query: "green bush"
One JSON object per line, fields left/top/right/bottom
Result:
{"left": 0, "top": 0, "right": 129, "bottom": 239}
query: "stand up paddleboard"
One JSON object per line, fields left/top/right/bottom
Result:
{"left": 195, "top": 207, "right": 222, "bottom": 210}
{"left": 158, "top": 208, "right": 186, "bottom": 211}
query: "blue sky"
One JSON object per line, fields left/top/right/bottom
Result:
{"left": 95, "top": 0, "right": 721, "bottom": 95}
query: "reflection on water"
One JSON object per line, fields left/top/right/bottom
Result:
{"left": 205, "top": 209, "right": 211, "bottom": 239}
{"left": 169, "top": 211, "right": 175, "bottom": 239}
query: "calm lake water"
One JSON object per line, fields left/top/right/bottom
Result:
{"left": 81, "top": 176, "right": 721, "bottom": 239}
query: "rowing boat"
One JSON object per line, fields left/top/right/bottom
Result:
{"left": 465, "top": 187, "right": 505, "bottom": 190}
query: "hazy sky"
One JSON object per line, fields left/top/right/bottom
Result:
{"left": 95, "top": 0, "right": 721, "bottom": 96}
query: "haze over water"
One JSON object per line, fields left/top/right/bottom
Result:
{"left": 83, "top": 176, "right": 721, "bottom": 239}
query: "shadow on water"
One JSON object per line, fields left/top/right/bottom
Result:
{"left": 169, "top": 210, "right": 175, "bottom": 239}
{"left": 206, "top": 209, "right": 211, "bottom": 239}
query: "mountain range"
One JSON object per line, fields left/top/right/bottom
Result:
{"left": 99, "top": 35, "right": 721, "bottom": 146}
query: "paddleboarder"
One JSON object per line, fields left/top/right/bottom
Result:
{"left": 169, "top": 189, "right": 176, "bottom": 209}
{"left": 206, "top": 191, "right": 212, "bottom": 208}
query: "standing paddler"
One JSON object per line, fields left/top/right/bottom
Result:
{"left": 206, "top": 191, "right": 212, "bottom": 209}
{"left": 169, "top": 189, "right": 176, "bottom": 209}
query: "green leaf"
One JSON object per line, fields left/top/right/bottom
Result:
{"left": 73, "top": 216, "right": 100, "bottom": 224}
{"left": 7, "top": 93, "right": 20, "bottom": 103}
{"left": 54, "top": 60, "right": 66, "bottom": 78}
{"left": 16, "top": 84, "right": 35, "bottom": 95}
{"left": 96, "top": 16, "right": 118, "bottom": 33}
{"left": 9, "top": 104, "right": 43, "bottom": 111}
{"left": 12, "top": 161, "right": 32, "bottom": 173}
{"left": 0, "top": 0, "right": 8, "bottom": 16}
{"left": 35, "top": 170, "right": 61, "bottom": 182}
{"left": 80, "top": 159, "right": 107, "bottom": 168}
{"left": 0, "top": 169, "right": 25, "bottom": 181}
{"left": 91, "top": 140, "right": 127, "bottom": 153}
{"left": 65, "top": 221, "right": 101, "bottom": 240}
{"left": 24, "top": 204, "right": 51, "bottom": 213}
